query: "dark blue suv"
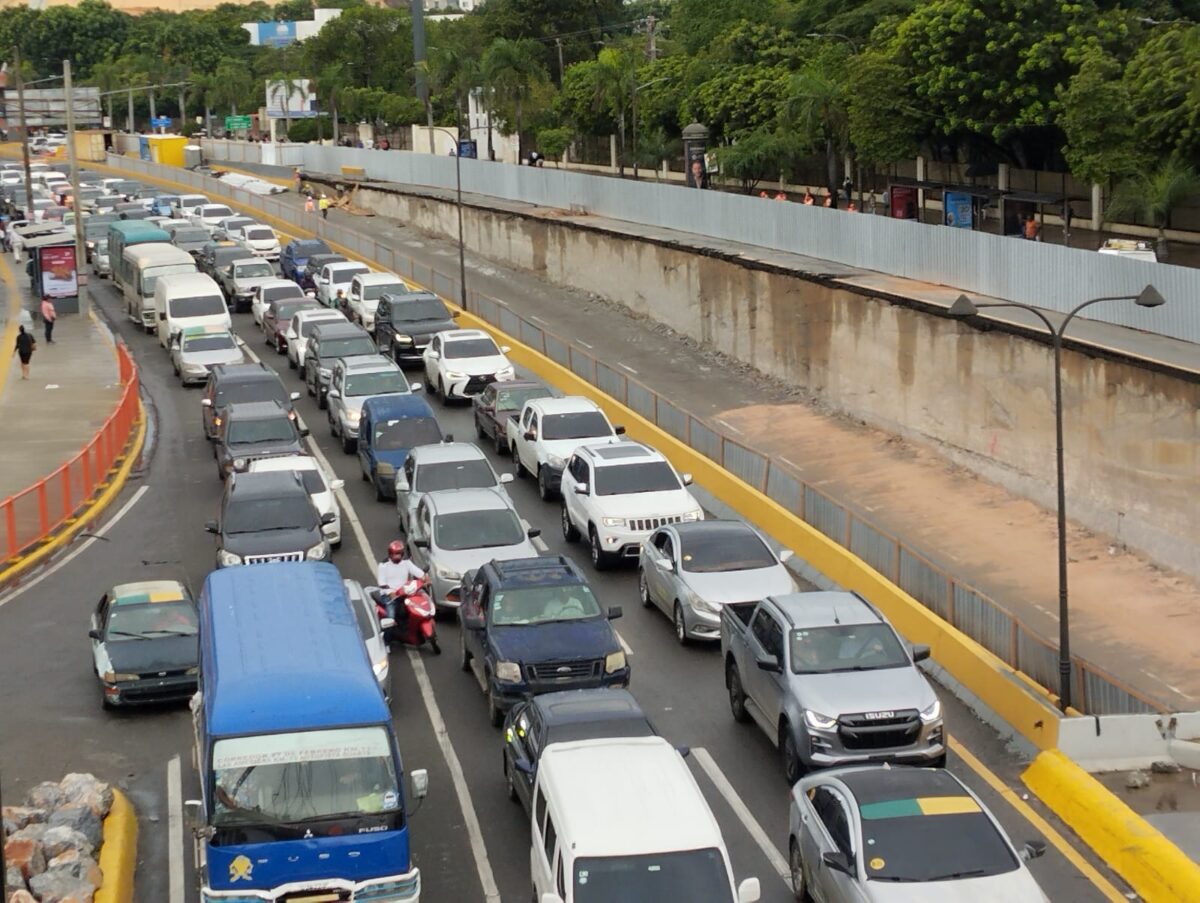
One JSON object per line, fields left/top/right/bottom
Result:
{"left": 458, "top": 556, "right": 629, "bottom": 726}
{"left": 280, "top": 238, "right": 331, "bottom": 283}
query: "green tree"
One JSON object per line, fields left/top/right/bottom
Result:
{"left": 482, "top": 37, "right": 547, "bottom": 162}
{"left": 1106, "top": 157, "right": 1200, "bottom": 258}
{"left": 270, "top": 73, "right": 306, "bottom": 133}
{"left": 1057, "top": 49, "right": 1143, "bottom": 186}
{"left": 477, "top": 0, "right": 626, "bottom": 79}
{"left": 21, "top": 0, "right": 129, "bottom": 78}
{"left": 668, "top": 0, "right": 784, "bottom": 55}
{"left": 300, "top": 5, "right": 412, "bottom": 91}
{"left": 1123, "top": 25, "right": 1200, "bottom": 168}
{"left": 682, "top": 64, "right": 790, "bottom": 140}
{"left": 536, "top": 126, "right": 572, "bottom": 164}
{"left": 845, "top": 52, "right": 925, "bottom": 167}
{"left": 274, "top": 0, "right": 313, "bottom": 21}
{"left": 781, "top": 57, "right": 850, "bottom": 194}
{"left": 556, "top": 59, "right": 617, "bottom": 138}
{"left": 713, "top": 128, "right": 804, "bottom": 193}
{"left": 311, "top": 64, "right": 349, "bottom": 143}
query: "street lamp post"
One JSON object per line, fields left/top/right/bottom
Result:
{"left": 425, "top": 126, "right": 468, "bottom": 311}
{"left": 947, "top": 286, "right": 1166, "bottom": 711}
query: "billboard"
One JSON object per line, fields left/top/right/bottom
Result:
{"left": 39, "top": 245, "right": 78, "bottom": 299}
{"left": 21, "top": 88, "right": 102, "bottom": 128}
{"left": 257, "top": 20, "right": 297, "bottom": 47}
{"left": 264, "top": 78, "right": 318, "bottom": 119}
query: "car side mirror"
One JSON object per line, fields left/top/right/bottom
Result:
{"left": 427, "top": 350, "right": 439, "bottom": 360}
{"left": 413, "top": 539, "right": 430, "bottom": 549}
{"left": 1021, "top": 840, "right": 1046, "bottom": 861}
{"left": 451, "top": 310, "right": 461, "bottom": 318}
{"left": 204, "top": 520, "right": 218, "bottom": 534}
{"left": 500, "top": 345, "right": 511, "bottom": 353}
{"left": 527, "top": 527, "right": 541, "bottom": 538}
{"left": 289, "top": 391, "right": 301, "bottom": 401}
{"left": 821, "top": 850, "right": 853, "bottom": 876}
{"left": 675, "top": 745, "right": 691, "bottom": 759}
{"left": 514, "top": 758, "right": 534, "bottom": 776}
{"left": 298, "top": 426, "right": 310, "bottom": 437}
{"left": 607, "top": 606, "right": 623, "bottom": 620}
{"left": 394, "top": 475, "right": 410, "bottom": 492}
{"left": 380, "top": 617, "right": 396, "bottom": 630}
{"left": 911, "top": 643, "right": 931, "bottom": 663}
{"left": 499, "top": 473, "right": 514, "bottom": 484}
{"left": 681, "top": 473, "right": 693, "bottom": 486}
{"left": 524, "top": 430, "right": 536, "bottom": 441}
{"left": 654, "top": 556, "right": 673, "bottom": 571}
{"left": 330, "top": 479, "right": 345, "bottom": 491}
{"left": 614, "top": 425, "right": 626, "bottom": 435}
{"left": 410, "top": 768, "right": 429, "bottom": 801}
{"left": 320, "top": 512, "right": 336, "bottom": 525}
{"left": 328, "top": 388, "right": 340, "bottom": 399}
{"left": 574, "top": 483, "right": 589, "bottom": 495}
{"left": 756, "top": 654, "right": 782, "bottom": 674}
{"left": 444, "top": 434, "right": 454, "bottom": 443}
{"left": 410, "top": 382, "right": 423, "bottom": 392}
{"left": 88, "top": 628, "right": 101, "bottom": 640}
{"left": 736, "top": 878, "right": 761, "bottom": 903}
{"left": 779, "top": 549, "right": 795, "bottom": 563}
{"left": 201, "top": 398, "right": 212, "bottom": 407}
{"left": 158, "top": 312, "right": 167, "bottom": 320}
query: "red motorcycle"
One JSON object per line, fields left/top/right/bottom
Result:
{"left": 374, "top": 577, "right": 440, "bottom": 655}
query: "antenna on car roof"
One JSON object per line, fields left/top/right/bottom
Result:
{"left": 832, "top": 606, "right": 840, "bottom": 625}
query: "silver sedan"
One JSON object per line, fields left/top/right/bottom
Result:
{"left": 170, "top": 328, "right": 245, "bottom": 386}
{"left": 638, "top": 520, "right": 796, "bottom": 644}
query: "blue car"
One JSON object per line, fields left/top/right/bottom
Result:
{"left": 280, "top": 237, "right": 332, "bottom": 283}
{"left": 150, "top": 195, "right": 179, "bottom": 218}
{"left": 357, "top": 395, "right": 444, "bottom": 501}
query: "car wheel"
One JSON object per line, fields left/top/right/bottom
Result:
{"left": 341, "top": 433, "right": 356, "bottom": 455}
{"left": 537, "top": 466, "right": 554, "bottom": 501}
{"left": 306, "top": 374, "right": 315, "bottom": 397}
{"left": 317, "top": 390, "right": 328, "bottom": 411}
{"left": 929, "top": 751, "right": 948, "bottom": 769}
{"left": 173, "top": 361, "right": 180, "bottom": 376}
{"left": 790, "top": 839, "right": 810, "bottom": 902}
{"left": 100, "top": 684, "right": 114, "bottom": 710}
{"left": 561, "top": 505, "right": 579, "bottom": 543}
{"left": 429, "top": 634, "right": 441, "bottom": 655}
{"left": 781, "top": 722, "right": 805, "bottom": 786}
{"left": 487, "top": 682, "right": 503, "bottom": 727}
{"left": 328, "top": 413, "right": 339, "bottom": 438}
{"left": 437, "top": 378, "right": 449, "bottom": 406}
{"left": 361, "top": 460, "right": 370, "bottom": 482}
{"left": 727, "top": 661, "right": 749, "bottom": 723}
{"left": 264, "top": 329, "right": 272, "bottom": 346}
{"left": 504, "top": 757, "right": 518, "bottom": 802}
{"left": 673, "top": 603, "right": 690, "bottom": 646}
{"left": 638, "top": 570, "right": 653, "bottom": 608}
{"left": 475, "top": 415, "right": 485, "bottom": 440}
{"left": 589, "top": 527, "right": 611, "bottom": 571}
{"left": 374, "top": 475, "right": 386, "bottom": 502}
{"left": 459, "top": 631, "right": 472, "bottom": 672}
{"left": 287, "top": 353, "right": 296, "bottom": 368}
{"left": 495, "top": 429, "right": 507, "bottom": 456}
{"left": 513, "top": 454, "right": 527, "bottom": 480}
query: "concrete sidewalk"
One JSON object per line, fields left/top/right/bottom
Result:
{"left": 0, "top": 263, "right": 121, "bottom": 552}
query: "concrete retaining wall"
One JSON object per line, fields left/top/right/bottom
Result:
{"left": 345, "top": 183, "right": 1200, "bottom": 578}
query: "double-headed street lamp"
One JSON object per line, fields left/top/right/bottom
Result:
{"left": 947, "top": 285, "right": 1166, "bottom": 711}
{"left": 426, "top": 126, "right": 468, "bottom": 311}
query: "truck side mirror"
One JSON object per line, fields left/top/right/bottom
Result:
{"left": 736, "top": 878, "right": 761, "bottom": 903}
{"left": 394, "top": 475, "right": 410, "bottom": 492}
{"left": 321, "top": 512, "right": 336, "bottom": 525}
{"left": 821, "top": 851, "right": 853, "bottom": 876}
{"left": 607, "top": 606, "right": 623, "bottom": 620}
{"left": 413, "top": 539, "right": 430, "bottom": 549}
{"left": 614, "top": 425, "right": 626, "bottom": 435}
{"left": 911, "top": 643, "right": 931, "bottom": 663}
{"left": 204, "top": 520, "right": 218, "bottom": 534}
{"left": 1021, "top": 840, "right": 1046, "bottom": 861}
{"left": 410, "top": 768, "right": 429, "bottom": 801}
{"left": 574, "top": 483, "right": 589, "bottom": 495}
{"left": 499, "top": 473, "right": 513, "bottom": 484}
{"left": 681, "top": 473, "right": 693, "bottom": 486}
{"left": 523, "top": 430, "right": 536, "bottom": 441}
{"left": 755, "top": 654, "right": 782, "bottom": 674}
{"left": 184, "top": 799, "right": 204, "bottom": 831}
{"left": 88, "top": 629, "right": 101, "bottom": 640}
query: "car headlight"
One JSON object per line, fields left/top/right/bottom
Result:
{"left": 495, "top": 366, "right": 515, "bottom": 380}
{"left": 804, "top": 709, "right": 839, "bottom": 731}
{"left": 376, "top": 462, "right": 395, "bottom": 476}
{"left": 232, "top": 458, "right": 247, "bottom": 471}
{"left": 602, "top": 517, "right": 626, "bottom": 528}
{"left": 920, "top": 699, "right": 942, "bottom": 723}
{"left": 306, "top": 542, "right": 328, "bottom": 560}
{"left": 434, "top": 563, "right": 460, "bottom": 581}
{"left": 680, "top": 508, "right": 703, "bottom": 522}
{"left": 685, "top": 589, "right": 720, "bottom": 615}
{"left": 217, "top": 549, "right": 242, "bottom": 566}
{"left": 546, "top": 454, "right": 565, "bottom": 469}
{"left": 445, "top": 370, "right": 467, "bottom": 379}
{"left": 318, "top": 367, "right": 331, "bottom": 379}
{"left": 345, "top": 409, "right": 361, "bottom": 423}
{"left": 494, "top": 661, "right": 522, "bottom": 683}
{"left": 394, "top": 334, "right": 413, "bottom": 345}
{"left": 605, "top": 651, "right": 627, "bottom": 674}
{"left": 101, "top": 670, "right": 139, "bottom": 683}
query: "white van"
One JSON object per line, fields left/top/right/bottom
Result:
{"left": 123, "top": 244, "right": 197, "bottom": 332}
{"left": 172, "top": 194, "right": 208, "bottom": 220}
{"left": 530, "top": 737, "right": 761, "bottom": 903}
{"left": 155, "top": 272, "right": 230, "bottom": 349}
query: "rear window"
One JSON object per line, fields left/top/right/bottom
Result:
{"left": 201, "top": 205, "right": 233, "bottom": 219}
{"left": 246, "top": 227, "right": 275, "bottom": 241}
{"left": 169, "top": 295, "right": 226, "bottom": 318}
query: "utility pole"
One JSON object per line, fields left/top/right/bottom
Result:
{"left": 13, "top": 47, "right": 34, "bottom": 229}
{"left": 127, "top": 88, "right": 134, "bottom": 132}
{"left": 554, "top": 38, "right": 565, "bottom": 84}
{"left": 148, "top": 88, "right": 156, "bottom": 124}
{"left": 646, "top": 15, "right": 658, "bottom": 61}
{"left": 63, "top": 58, "right": 87, "bottom": 313}
{"left": 411, "top": 0, "right": 434, "bottom": 153}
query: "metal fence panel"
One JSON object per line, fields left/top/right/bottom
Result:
{"left": 655, "top": 398, "right": 689, "bottom": 442}
{"left": 519, "top": 319, "right": 545, "bottom": 354}
{"left": 804, "top": 486, "right": 846, "bottom": 544}
{"left": 544, "top": 334, "right": 570, "bottom": 367}
{"left": 898, "top": 548, "right": 950, "bottom": 620}
{"left": 953, "top": 585, "right": 1013, "bottom": 663}
{"left": 1016, "top": 627, "right": 1060, "bottom": 695}
{"left": 499, "top": 307, "right": 522, "bottom": 339}
{"left": 569, "top": 347, "right": 595, "bottom": 382}
{"left": 724, "top": 442, "right": 768, "bottom": 490}
{"left": 626, "top": 380, "right": 656, "bottom": 422}
{"left": 765, "top": 465, "right": 803, "bottom": 515}
{"left": 474, "top": 296, "right": 500, "bottom": 327}
{"left": 595, "top": 362, "right": 627, "bottom": 403}
{"left": 689, "top": 417, "right": 722, "bottom": 463}
{"left": 1081, "top": 670, "right": 1159, "bottom": 715}
{"left": 849, "top": 519, "right": 896, "bottom": 579}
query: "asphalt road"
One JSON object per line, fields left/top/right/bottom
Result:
{"left": 0, "top": 222, "right": 1129, "bottom": 902}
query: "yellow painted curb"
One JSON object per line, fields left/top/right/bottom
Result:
{"left": 1023, "top": 750, "right": 1200, "bottom": 903}
{"left": 95, "top": 788, "right": 137, "bottom": 903}
{"left": 0, "top": 246, "right": 23, "bottom": 400}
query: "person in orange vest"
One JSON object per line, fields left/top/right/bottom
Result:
{"left": 1023, "top": 214, "right": 1040, "bottom": 240}
{"left": 305, "top": 194, "right": 315, "bottom": 215}
{"left": 774, "top": 191, "right": 787, "bottom": 201}
{"left": 822, "top": 193, "right": 833, "bottom": 207}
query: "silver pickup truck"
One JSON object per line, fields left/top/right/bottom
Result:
{"left": 721, "top": 591, "right": 945, "bottom": 784}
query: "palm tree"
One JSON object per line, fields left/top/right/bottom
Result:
{"left": 783, "top": 66, "right": 849, "bottom": 202}
{"left": 312, "top": 65, "right": 348, "bottom": 144}
{"left": 1106, "top": 157, "right": 1200, "bottom": 259}
{"left": 271, "top": 74, "right": 306, "bottom": 137}
{"left": 592, "top": 47, "right": 635, "bottom": 175}
{"left": 482, "top": 38, "right": 545, "bottom": 163}
{"left": 428, "top": 44, "right": 482, "bottom": 134}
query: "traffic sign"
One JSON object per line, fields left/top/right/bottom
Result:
{"left": 225, "top": 115, "right": 252, "bottom": 131}
{"left": 151, "top": 116, "right": 172, "bottom": 128}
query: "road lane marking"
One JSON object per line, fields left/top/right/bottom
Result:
{"left": 167, "top": 755, "right": 185, "bottom": 903}
{"left": 0, "top": 485, "right": 150, "bottom": 610}
{"left": 619, "top": 362, "right": 638, "bottom": 375}
{"left": 715, "top": 418, "right": 743, "bottom": 435}
{"left": 577, "top": 340, "right": 593, "bottom": 349}
{"left": 691, "top": 748, "right": 790, "bottom": 884}
{"left": 615, "top": 630, "right": 633, "bottom": 656}
{"left": 948, "top": 738, "right": 1126, "bottom": 902}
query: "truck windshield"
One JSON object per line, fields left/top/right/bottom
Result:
{"left": 435, "top": 509, "right": 524, "bottom": 551}
{"left": 789, "top": 623, "right": 910, "bottom": 674}
{"left": 594, "top": 462, "right": 679, "bottom": 496}
{"left": 211, "top": 727, "right": 400, "bottom": 826}
{"left": 235, "top": 261, "right": 274, "bottom": 279}
{"left": 391, "top": 298, "right": 448, "bottom": 322}
{"left": 573, "top": 849, "right": 731, "bottom": 903}
{"left": 415, "top": 459, "right": 495, "bottom": 492}
{"left": 228, "top": 417, "right": 296, "bottom": 445}
{"left": 542, "top": 411, "right": 610, "bottom": 440}
{"left": 170, "top": 295, "right": 226, "bottom": 318}
{"left": 490, "top": 585, "right": 602, "bottom": 626}
{"left": 374, "top": 417, "right": 442, "bottom": 450}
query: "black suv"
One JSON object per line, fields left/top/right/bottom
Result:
{"left": 375, "top": 292, "right": 459, "bottom": 365}
{"left": 302, "top": 322, "right": 377, "bottom": 409}
{"left": 212, "top": 400, "right": 308, "bottom": 480}
{"left": 201, "top": 363, "right": 300, "bottom": 440}
{"left": 206, "top": 471, "right": 333, "bottom": 568}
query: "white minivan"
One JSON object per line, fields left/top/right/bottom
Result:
{"left": 123, "top": 243, "right": 197, "bottom": 332}
{"left": 155, "top": 272, "right": 230, "bottom": 349}
{"left": 530, "top": 736, "right": 761, "bottom": 903}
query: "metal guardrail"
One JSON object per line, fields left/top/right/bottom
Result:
{"left": 106, "top": 153, "right": 1171, "bottom": 716}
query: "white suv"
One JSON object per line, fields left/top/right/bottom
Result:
{"left": 560, "top": 442, "right": 703, "bottom": 569}
{"left": 248, "top": 454, "right": 344, "bottom": 548}
{"left": 422, "top": 329, "right": 514, "bottom": 402}
{"left": 286, "top": 308, "right": 346, "bottom": 371}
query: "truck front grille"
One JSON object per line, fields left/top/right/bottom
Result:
{"left": 628, "top": 515, "right": 684, "bottom": 533}
{"left": 838, "top": 710, "right": 920, "bottom": 750}
{"left": 527, "top": 660, "right": 602, "bottom": 682}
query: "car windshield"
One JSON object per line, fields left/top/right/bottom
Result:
{"left": 345, "top": 371, "right": 409, "bottom": 397}
{"left": 213, "top": 249, "right": 244, "bottom": 268}
{"left": 211, "top": 727, "right": 399, "bottom": 826}
{"left": 224, "top": 495, "right": 315, "bottom": 533}
{"left": 857, "top": 798, "right": 1018, "bottom": 882}
{"left": 183, "top": 334, "right": 236, "bottom": 353}
{"left": 294, "top": 469, "right": 327, "bottom": 494}
{"left": 169, "top": 295, "right": 226, "bottom": 318}
{"left": 390, "top": 298, "right": 447, "bottom": 322}
{"left": 542, "top": 411, "right": 610, "bottom": 440}
{"left": 216, "top": 379, "right": 286, "bottom": 406}
{"left": 172, "top": 228, "right": 209, "bottom": 244}
{"left": 374, "top": 417, "right": 442, "bottom": 451}
{"left": 106, "top": 601, "right": 197, "bottom": 639}
{"left": 298, "top": 316, "right": 343, "bottom": 338}
{"left": 494, "top": 386, "right": 551, "bottom": 410}
{"left": 319, "top": 337, "right": 376, "bottom": 359}
{"left": 573, "top": 849, "right": 731, "bottom": 903}
{"left": 789, "top": 623, "right": 910, "bottom": 674}
{"left": 202, "top": 205, "right": 233, "bottom": 218}
{"left": 227, "top": 416, "right": 296, "bottom": 445}
{"left": 594, "top": 461, "right": 680, "bottom": 496}
{"left": 490, "top": 585, "right": 602, "bottom": 626}
{"left": 274, "top": 300, "right": 314, "bottom": 323}
{"left": 332, "top": 267, "right": 368, "bottom": 284}
{"left": 435, "top": 509, "right": 524, "bottom": 551}
{"left": 681, "top": 530, "right": 776, "bottom": 573}
{"left": 292, "top": 240, "right": 329, "bottom": 257}
{"left": 443, "top": 338, "right": 498, "bottom": 359}
{"left": 265, "top": 285, "right": 303, "bottom": 302}
{"left": 363, "top": 282, "right": 404, "bottom": 301}
{"left": 246, "top": 228, "right": 274, "bottom": 241}
{"left": 415, "top": 459, "right": 495, "bottom": 492}
{"left": 235, "top": 261, "right": 274, "bottom": 278}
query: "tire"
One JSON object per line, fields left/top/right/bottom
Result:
{"left": 341, "top": 433, "right": 356, "bottom": 454}
{"left": 537, "top": 466, "right": 554, "bottom": 501}
{"left": 288, "top": 355, "right": 296, "bottom": 369}
{"left": 781, "top": 723, "right": 805, "bottom": 786}
{"left": 375, "top": 475, "right": 387, "bottom": 502}
{"left": 438, "top": 378, "right": 450, "bottom": 406}
{"left": 561, "top": 505, "right": 580, "bottom": 543}
{"left": 306, "top": 374, "right": 315, "bottom": 397}
{"left": 317, "top": 390, "right": 327, "bottom": 411}
{"left": 475, "top": 415, "right": 486, "bottom": 440}
{"left": 487, "top": 682, "right": 503, "bottom": 727}
{"left": 673, "top": 603, "right": 690, "bottom": 646}
{"left": 459, "top": 631, "right": 472, "bottom": 672}
{"left": 513, "top": 453, "right": 527, "bottom": 479}
{"left": 589, "top": 527, "right": 612, "bottom": 571}
{"left": 790, "top": 839, "right": 810, "bottom": 902}
{"left": 329, "top": 413, "right": 339, "bottom": 438}
{"left": 429, "top": 633, "right": 441, "bottom": 655}
{"left": 173, "top": 361, "right": 180, "bottom": 376}
{"left": 505, "top": 758, "right": 518, "bottom": 802}
{"left": 638, "top": 570, "right": 653, "bottom": 608}
{"left": 495, "top": 429, "right": 507, "bottom": 456}
{"left": 727, "top": 661, "right": 750, "bottom": 723}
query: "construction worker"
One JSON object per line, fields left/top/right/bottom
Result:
{"left": 318, "top": 194, "right": 330, "bottom": 219}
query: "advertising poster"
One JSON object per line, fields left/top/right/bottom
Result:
{"left": 39, "top": 245, "right": 78, "bottom": 298}
{"left": 257, "top": 21, "right": 298, "bottom": 47}
{"left": 889, "top": 184, "right": 918, "bottom": 220}
{"left": 686, "top": 146, "right": 708, "bottom": 189}
{"left": 264, "top": 78, "right": 318, "bottom": 119}
{"left": 944, "top": 191, "right": 974, "bottom": 229}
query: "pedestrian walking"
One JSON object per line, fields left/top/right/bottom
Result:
{"left": 305, "top": 194, "right": 315, "bottom": 215}
{"left": 319, "top": 194, "right": 330, "bottom": 219}
{"left": 294, "top": 168, "right": 302, "bottom": 192}
{"left": 842, "top": 176, "right": 853, "bottom": 205}
{"left": 1023, "top": 214, "right": 1040, "bottom": 241}
{"left": 40, "top": 295, "right": 57, "bottom": 343}
{"left": 822, "top": 193, "right": 833, "bottom": 208}
{"left": 13, "top": 324, "right": 35, "bottom": 380}
{"left": 802, "top": 190, "right": 815, "bottom": 206}
{"left": 774, "top": 191, "right": 787, "bottom": 201}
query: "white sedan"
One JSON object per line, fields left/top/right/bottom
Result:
{"left": 422, "top": 328, "right": 514, "bottom": 404}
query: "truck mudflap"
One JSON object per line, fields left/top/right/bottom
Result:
{"left": 201, "top": 869, "right": 420, "bottom": 902}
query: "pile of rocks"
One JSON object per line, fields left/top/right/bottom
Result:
{"left": 3, "top": 774, "right": 112, "bottom": 903}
